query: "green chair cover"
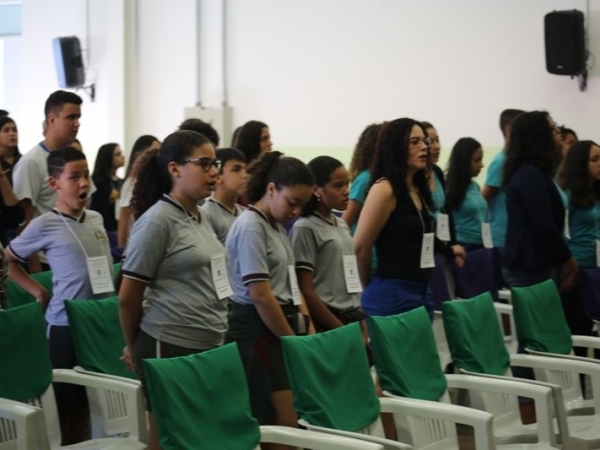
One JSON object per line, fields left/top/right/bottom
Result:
{"left": 281, "top": 322, "right": 380, "bottom": 432}
{"left": 441, "top": 292, "right": 510, "bottom": 376}
{"left": 143, "top": 343, "right": 261, "bottom": 450}
{"left": 5, "top": 269, "right": 53, "bottom": 309}
{"left": 65, "top": 297, "right": 136, "bottom": 380}
{"left": 0, "top": 303, "right": 53, "bottom": 401}
{"left": 368, "top": 307, "right": 447, "bottom": 401}
{"left": 511, "top": 279, "right": 573, "bottom": 355}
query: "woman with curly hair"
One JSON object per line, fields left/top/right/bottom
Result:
{"left": 502, "top": 111, "right": 578, "bottom": 292}
{"left": 342, "top": 123, "right": 382, "bottom": 233}
{"left": 354, "top": 118, "right": 465, "bottom": 318}
{"left": 557, "top": 140, "right": 600, "bottom": 346}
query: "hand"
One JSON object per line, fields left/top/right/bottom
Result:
{"left": 451, "top": 245, "right": 466, "bottom": 268}
{"left": 121, "top": 346, "right": 137, "bottom": 372}
{"left": 559, "top": 257, "right": 579, "bottom": 293}
{"left": 35, "top": 287, "right": 51, "bottom": 312}
{"left": 0, "top": 169, "right": 9, "bottom": 178}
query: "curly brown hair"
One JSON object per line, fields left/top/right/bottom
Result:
{"left": 348, "top": 123, "right": 383, "bottom": 180}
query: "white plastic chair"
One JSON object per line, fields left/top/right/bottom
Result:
{"left": 0, "top": 369, "right": 147, "bottom": 450}
{"left": 256, "top": 426, "right": 386, "bottom": 449}
{"left": 432, "top": 311, "right": 452, "bottom": 372}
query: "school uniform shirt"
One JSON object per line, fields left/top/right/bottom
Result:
{"left": 290, "top": 214, "right": 360, "bottom": 313}
{"left": 451, "top": 181, "right": 486, "bottom": 246}
{"left": 8, "top": 209, "right": 113, "bottom": 326}
{"left": 201, "top": 197, "right": 245, "bottom": 245}
{"left": 226, "top": 206, "right": 295, "bottom": 306}
{"left": 122, "top": 194, "right": 228, "bottom": 349}
{"left": 12, "top": 144, "right": 57, "bottom": 217}
{"left": 484, "top": 149, "right": 507, "bottom": 247}
{"left": 567, "top": 194, "right": 600, "bottom": 268}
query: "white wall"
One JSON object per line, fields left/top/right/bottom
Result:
{"left": 12, "top": 0, "right": 600, "bottom": 176}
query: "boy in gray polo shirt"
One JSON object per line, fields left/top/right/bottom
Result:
{"left": 202, "top": 147, "right": 246, "bottom": 244}
{"left": 6, "top": 148, "right": 113, "bottom": 444}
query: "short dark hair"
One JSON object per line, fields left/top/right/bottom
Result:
{"left": 0, "top": 109, "right": 8, "bottom": 117}
{"left": 44, "top": 90, "right": 83, "bottom": 117}
{"left": 558, "top": 125, "right": 578, "bottom": 141}
{"left": 302, "top": 156, "right": 344, "bottom": 217}
{"left": 47, "top": 147, "right": 87, "bottom": 178}
{"left": 499, "top": 109, "right": 525, "bottom": 137}
{"left": 179, "top": 118, "right": 220, "bottom": 147}
{"left": 216, "top": 147, "right": 245, "bottom": 174}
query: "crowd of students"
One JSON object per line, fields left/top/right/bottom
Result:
{"left": 1, "top": 92, "right": 599, "bottom": 450}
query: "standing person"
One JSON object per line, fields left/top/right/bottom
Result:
{"left": 116, "top": 135, "right": 160, "bottom": 247}
{"left": 119, "top": 130, "right": 229, "bottom": 450}
{"left": 6, "top": 148, "right": 113, "bottom": 444}
{"left": 354, "top": 119, "right": 465, "bottom": 319}
{"left": 0, "top": 115, "right": 24, "bottom": 244}
{"left": 291, "top": 156, "right": 364, "bottom": 332}
{"left": 201, "top": 147, "right": 247, "bottom": 244}
{"left": 502, "top": 111, "right": 578, "bottom": 292}
{"left": 233, "top": 120, "right": 272, "bottom": 165}
{"left": 12, "top": 91, "right": 84, "bottom": 272}
{"left": 225, "top": 151, "right": 313, "bottom": 440}
{"left": 558, "top": 126, "right": 578, "bottom": 158}
{"left": 90, "top": 143, "right": 125, "bottom": 232}
{"left": 446, "top": 137, "right": 488, "bottom": 251}
{"left": 557, "top": 140, "right": 600, "bottom": 350}
{"left": 179, "top": 118, "right": 220, "bottom": 148}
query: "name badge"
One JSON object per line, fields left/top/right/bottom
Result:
{"left": 436, "top": 213, "right": 451, "bottom": 242}
{"left": 211, "top": 254, "right": 233, "bottom": 300}
{"left": 342, "top": 255, "right": 362, "bottom": 293}
{"left": 86, "top": 256, "right": 115, "bottom": 294}
{"left": 481, "top": 222, "right": 493, "bottom": 249}
{"left": 596, "top": 240, "right": 600, "bottom": 268}
{"left": 564, "top": 210, "right": 571, "bottom": 240}
{"left": 288, "top": 265, "right": 302, "bottom": 305}
{"left": 420, "top": 233, "right": 435, "bottom": 269}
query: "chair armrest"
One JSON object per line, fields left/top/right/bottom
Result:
{"left": 446, "top": 373, "right": 556, "bottom": 446}
{"left": 525, "top": 348, "right": 599, "bottom": 364}
{"left": 298, "top": 419, "right": 412, "bottom": 450}
{"left": 73, "top": 366, "right": 141, "bottom": 385}
{"left": 380, "top": 395, "right": 495, "bottom": 450}
{"left": 571, "top": 335, "right": 600, "bottom": 352}
{"left": 259, "top": 426, "right": 386, "bottom": 450}
{"left": 498, "top": 288, "right": 511, "bottom": 303}
{"left": 0, "top": 399, "right": 49, "bottom": 450}
{"left": 52, "top": 369, "right": 148, "bottom": 443}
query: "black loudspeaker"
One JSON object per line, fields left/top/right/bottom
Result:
{"left": 544, "top": 10, "right": 586, "bottom": 75}
{"left": 52, "top": 36, "right": 85, "bottom": 88}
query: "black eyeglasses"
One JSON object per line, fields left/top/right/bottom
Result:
{"left": 182, "top": 158, "right": 222, "bottom": 172}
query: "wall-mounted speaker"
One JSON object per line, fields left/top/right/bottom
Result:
{"left": 544, "top": 10, "right": 586, "bottom": 76}
{"left": 52, "top": 36, "right": 85, "bottom": 88}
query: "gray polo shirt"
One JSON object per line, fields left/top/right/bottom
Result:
{"left": 8, "top": 209, "right": 113, "bottom": 326}
{"left": 226, "top": 206, "right": 295, "bottom": 306}
{"left": 201, "top": 198, "right": 245, "bottom": 245}
{"left": 122, "top": 195, "right": 228, "bottom": 349}
{"left": 290, "top": 214, "right": 361, "bottom": 313}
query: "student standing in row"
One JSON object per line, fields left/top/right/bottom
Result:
{"left": 225, "top": 151, "right": 313, "bottom": 442}
{"left": 90, "top": 143, "right": 125, "bottom": 232}
{"left": 354, "top": 119, "right": 465, "bottom": 319}
{"left": 291, "top": 156, "right": 364, "bottom": 332}
{"left": 446, "top": 137, "right": 488, "bottom": 251}
{"left": 201, "top": 147, "right": 247, "bottom": 244}
{"left": 119, "top": 130, "right": 229, "bottom": 450}
{"left": 7, "top": 148, "right": 113, "bottom": 444}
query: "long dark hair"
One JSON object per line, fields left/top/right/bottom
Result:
{"left": 125, "top": 135, "right": 159, "bottom": 179}
{"left": 558, "top": 140, "right": 600, "bottom": 208}
{"left": 234, "top": 120, "right": 268, "bottom": 164}
{"left": 348, "top": 123, "right": 382, "bottom": 180}
{"left": 445, "top": 137, "right": 482, "bottom": 211}
{"left": 131, "top": 131, "right": 209, "bottom": 219}
{"left": 245, "top": 151, "right": 313, "bottom": 204}
{"left": 0, "top": 116, "right": 21, "bottom": 163}
{"left": 503, "top": 111, "right": 561, "bottom": 187}
{"left": 92, "top": 143, "right": 119, "bottom": 179}
{"left": 302, "top": 156, "right": 343, "bottom": 217}
{"left": 371, "top": 118, "right": 432, "bottom": 208}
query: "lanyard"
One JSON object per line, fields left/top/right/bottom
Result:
{"left": 56, "top": 209, "right": 106, "bottom": 259}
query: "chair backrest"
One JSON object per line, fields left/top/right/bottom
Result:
{"left": 430, "top": 255, "right": 453, "bottom": 310}
{"left": 510, "top": 279, "right": 573, "bottom": 355}
{"left": 281, "top": 323, "right": 381, "bottom": 432}
{"left": 441, "top": 292, "right": 510, "bottom": 376}
{"left": 452, "top": 248, "right": 498, "bottom": 301}
{"left": 580, "top": 267, "right": 600, "bottom": 321}
{"left": 0, "top": 303, "right": 53, "bottom": 402}
{"left": 5, "top": 270, "right": 53, "bottom": 309}
{"left": 368, "top": 307, "right": 447, "bottom": 401}
{"left": 64, "top": 297, "right": 136, "bottom": 379}
{"left": 143, "top": 343, "right": 261, "bottom": 450}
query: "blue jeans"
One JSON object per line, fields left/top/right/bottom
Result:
{"left": 361, "top": 277, "right": 433, "bottom": 319}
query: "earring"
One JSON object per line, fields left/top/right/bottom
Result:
{"left": 316, "top": 196, "right": 321, "bottom": 202}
